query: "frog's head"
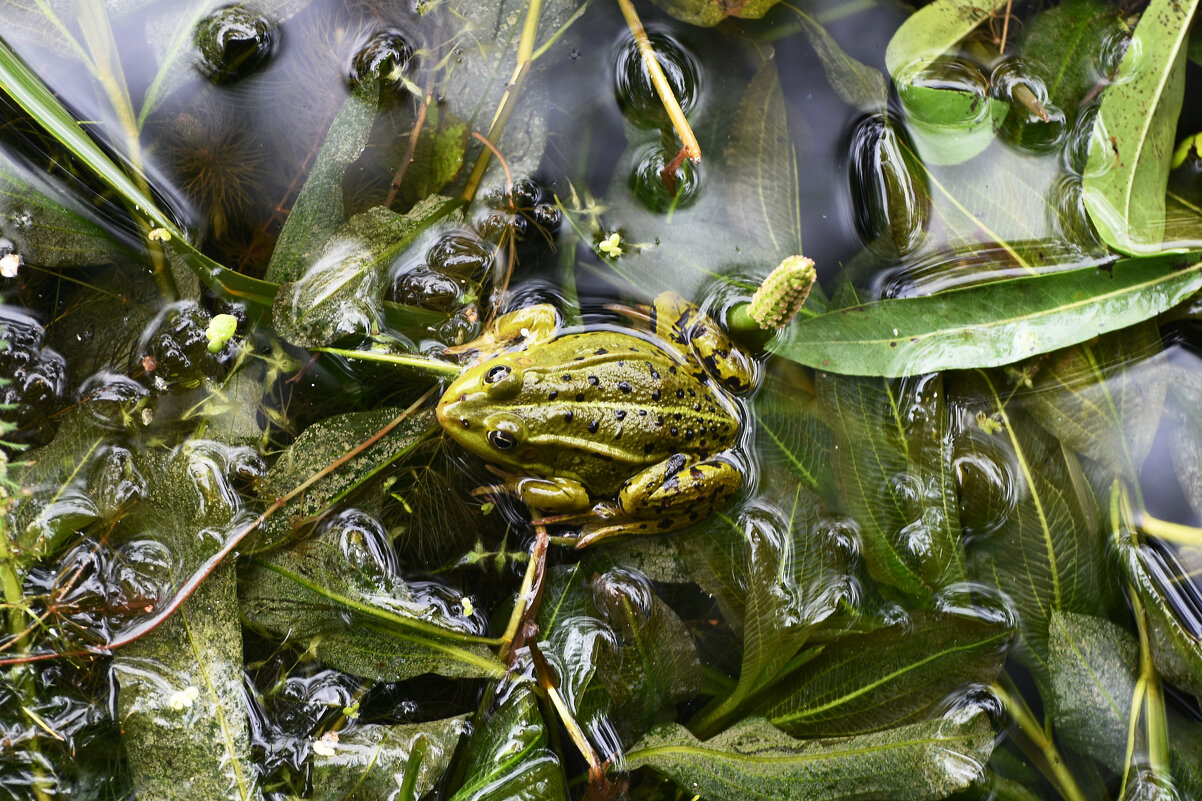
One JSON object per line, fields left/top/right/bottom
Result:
{"left": 436, "top": 353, "right": 533, "bottom": 471}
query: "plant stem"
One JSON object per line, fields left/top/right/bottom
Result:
{"left": 993, "top": 679, "right": 1089, "bottom": 801}
{"left": 315, "top": 347, "right": 463, "bottom": 380}
{"left": 615, "top": 0, "right": 701, "bottom": 164}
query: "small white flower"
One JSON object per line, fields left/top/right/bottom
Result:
{"left": 0, "top": 253, "right": 22, "bottom": 278}
{"left": 312, "top": 731, "right": 339, "bottom": 756}
{"left": 167, "top": 685, "right": 200, "bottom": 711}
{"left": 461, "top": 596, "right": 475, "bottom": 617}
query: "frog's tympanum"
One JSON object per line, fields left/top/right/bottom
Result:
{"left": 436, "top": 293, "right": 754, "bottom": 547}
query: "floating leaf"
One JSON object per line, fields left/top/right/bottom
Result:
{"left": 308, "top": 717, "right": 468, "bottom": 801}
{"left": 272, "top": 197, "right": 459, "bottom": 347}
{"left": 770, "top": 253, "right": 1202, "bottom": 377}
{"left": 1082, "top": 0, "right": 1198, "bottom": 254}
{"left": 625, "top": 712, "right": 995, "bottom": 801}
{"left": 757, "top": 611, "right": 1012, "bottom": 737}
{"left": 393, "top": 104, "right": 470, "bottom": 212}
{"left": 753, "top": 359, "right": 835, "bottom": 501}
{"left": 115, "top": 566, "right": 258, "bottom": 801}
{"left": 818, "top": 372, "right": 964, "bottom": 595}
{"left": 884, "top": 0, "right": 1006, "bottom": 80}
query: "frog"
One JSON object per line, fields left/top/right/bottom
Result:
{"left": 435, "top": 292, "right": 755, "bottom": 547}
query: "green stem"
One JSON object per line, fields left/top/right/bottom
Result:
{"left": 315, "top": 348, "right": 463, "bottom": 380}
{"left": 993, "top": 680, "right": 1089, "bottom": 801}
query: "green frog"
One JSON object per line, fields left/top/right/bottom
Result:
{"left": 436, "top": 293, "right": 755, "bottom": 547}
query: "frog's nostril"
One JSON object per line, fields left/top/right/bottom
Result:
{"left": 461, "top": 419, "right": 470, "bottom": 428}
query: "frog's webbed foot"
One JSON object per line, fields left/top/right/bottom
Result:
{"left": 471, "top": 466, "right": 593, "bottom": 516}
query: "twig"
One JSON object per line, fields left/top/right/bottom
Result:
{"left": 615, "top": 0, "right": 700, "bottom": 165}
{"left": 387, "top": 67, "right": 438, "bottom": 209}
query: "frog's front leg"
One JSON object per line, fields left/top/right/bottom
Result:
{"left": 446, "top": 303, "right": 560, "bottom": 356}
{"left": 475, "top": 470, "right": 592, "bottom": 516}
{"left": 576, "top": 453, "right": 742, "bottom": 547}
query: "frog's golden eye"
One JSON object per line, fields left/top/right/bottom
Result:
{"left": 487, "top": 430, "right": 518, "bottom": 450}
{"left": 484, "top": 365, "right": 511, "bottom": 384}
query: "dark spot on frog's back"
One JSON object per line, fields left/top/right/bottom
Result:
{"left": 594, "top": 347, "right": 608, "bottom": 355}
{"left": 564, "top": 411, "right": 573, "bottom": 423}
{"left": 618, "top": 381, "right": 632, "bottom": 394}
{"left": 588, "top": 420, "right": 599, "bottom": 434}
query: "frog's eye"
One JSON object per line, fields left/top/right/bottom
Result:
{"left": 484, "top": 365, "right": 511, "bottom": 384}
{"left": 487, "top": 430, "right": 518, "bottom": 450}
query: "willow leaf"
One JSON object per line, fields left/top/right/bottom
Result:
{"left": 818, "top": 372, "right": 964, "bottom": 595}
{"left": 884, "top": 0, "right": 1007, "bottom": 80}
{"left": 1018, "top": 0, "right": 1124, "bottom": 117}
{"left": 1082, "top": 0, "right": 1197, "bottom": 254}
{"left": 625, "top": 713, "right": 995, "bottom": 801}
{"left": 1047, "top": 610, "right": 1137, "bottom": 773}
{"left": 264, "top": 81, "right": 382, "bottom": 285}
{"left": 116, "top": 565, "right": 259, "bottom": 801}
{"left": 648, "top": 0, "right": 780, "bottom": 27}
{"left": 757, "top": 611, "right": 1012, "bottom": 737}
{"left": 791, "top": 10, "right": 886, "bottom": 113}
{"left": 770, "top": 253, "right": 1202, "bottom": 377}
{"left": 726, "top": 58, "right": 802, "bottom": 261}
{"left": 0, "top": 37, "right": 278, "bottom": 307}
{"left": 966, "top": 374, "right": 1105, "bottom": 685}
{"left": 254, "top": 406, "right": 439, "bottom": 549}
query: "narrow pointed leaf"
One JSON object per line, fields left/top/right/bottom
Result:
{"left": 758, "top": 611, "right": 1012, "bottom": 737}
{"left": 625, "top": 713, "right": 995, "bottom": 801}
{"left": 770, "top": 254, "right": 1202, "bottom": 377}
{"left": 792, "top": 10, "right": 887, "bottom": 113}
{"left": 1082, "top": 0, "right": 1197, "bottom": 254}
{"left": 884, "top": 0, "right": 1007, "bottom": 80}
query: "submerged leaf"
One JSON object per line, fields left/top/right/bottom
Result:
{"left": 819, "top": 372, "right": 964, "bottom": 595}
{"left": 265, "top": 82, "right": 381, "bottom": 285}
{"left": 791, "top": 10, "right": 887, "bottom": 113}
{"left": 447, "top": 678, "right": 566, "bottom": 801}
{"left": 1082, "top": 0, "right": 1197, "bottom": 254}
{"left": 1047, "top": 610, "right": 1137, "bottom": 773}
{"left": 770, "top": 253, "right": 1202, "bottom": 377}
{"left": 308, "top": 717, "right": 468, "bottom": 801}
{"left": 1018, "top": 0, "right": 1123, "bottom": 117}
{"left": 240, "top": 523, "right": 500, "bottom": 681}
{"left": 884, "top": 0, "right": 1007, "bottom": 81}
{"left": 757, "top": 611, "right": 1012, "bottom": 737}
{"left": 648, "top": 0, "right": 781, "bottom": 27}
{"left": 625, "top": 712, "right": 995, "bottom": 801}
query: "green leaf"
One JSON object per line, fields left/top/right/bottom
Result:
{"left": 0, "top": 148, "right": 136, "bottom": 267}
{"left": 265, "top": 83, "right": 382, "bottom": 285}
{"left": 966, "top": 374, "right": 1106, "bottom": 684}
{"left": 790, "top": 10, "right": 887, "bottom": 113}
{"left": 648, "top": 0, "right": 781, "bottom": 27}
{"left": 884, "top": 0, "right": 1006, "bottom": 81}
{"left": 116, "top": 564, "right": 260, "bottom": 801}
{"left": 271, "top": 197, "right": 459, "bottom": 347}
{"left": 447, "top": 679, "right": 566, "bottom": 801}
{"left": 725, "top": 58, "right": 802, "bottom": 263}
{"left": 818, "top": 372, "right": 964, "bottom": 595}
{"left": 1082, "top": 0, "right": 1197, "bottom": 254}
{"left": 1023, "top": 323, "right": 1168, "bottom": 479}
{"left": 1017, "top": 0, "right": 1124, "bottom": 117}
{"left": 625, "top": 712, "right": 996, "bottom": 801}
{"left": 0, "top": 36, "right": 278, "bottom": 308}
{"left": 769, "top": 253, "right": 1202, "bottom": 377}
{"left": 1047, "top": 610, "right": 1138, "bottom": 773}
{"left": 753, "top": 360, "right": 835, "bottom": 501}
{"left": 898, "top": 69, "right": 1008, "bottom": 166}
{"left": 254, "top": 406, "right": 439, "bottom": 549}
{"left": 688, "top": 495, "right": 855, "bottom": 736}
{"left": 392, "top": 104, "right": 469, "bottom": 212}
{"left": 756, "top": 611, "right": 1012, "bottom": 737}
{"left": 240, "top": 524, "right": 502, "bottom": 681}
{"left": 308, "top": 718, "right": 468, "bottom": 801}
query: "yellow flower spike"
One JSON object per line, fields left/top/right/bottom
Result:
{"left": 748, "top": 255, "right": 816, "bottom": 330}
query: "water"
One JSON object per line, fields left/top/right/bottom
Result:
{"left": 2, "top": 0, "right": 1202, "bottom": 799}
